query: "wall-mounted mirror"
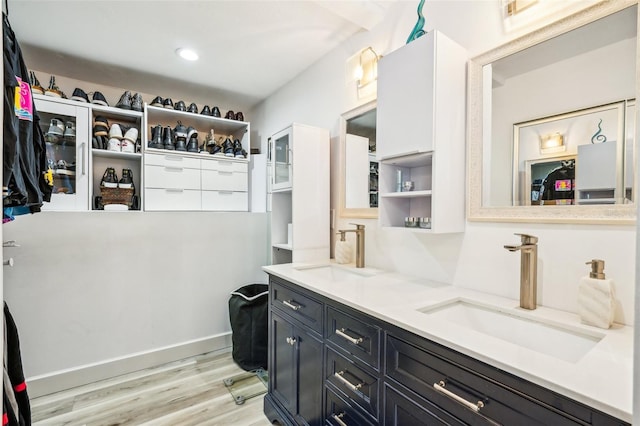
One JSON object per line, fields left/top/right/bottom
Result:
{"left": 468, "top": 0, "right": 639, "bottom": 223}
{"left": 339, "top": 100, "right": 378, "bottom": 218}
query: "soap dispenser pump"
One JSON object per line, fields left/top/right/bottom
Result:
{"left": 577, "top": 259, "right": 616, "bottom": 329}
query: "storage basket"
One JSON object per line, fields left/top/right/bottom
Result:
{"left": 100, "top": 186, "right": 134, "bottom": 207}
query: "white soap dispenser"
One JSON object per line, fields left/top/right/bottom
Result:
{"left": 577, "top": 259, "right": 616, "bottom": 329}
{"left": 335, "top": 231, "right": 353, "bottom": 265}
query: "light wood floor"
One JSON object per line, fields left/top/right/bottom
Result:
{"left": 30, "top": 351, "right": 273, "bottom": 425}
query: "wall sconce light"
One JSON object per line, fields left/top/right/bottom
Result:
{"left": 540, "top": 132, "right": 565, "bottom": 154}
{"left": 355, "top": 47, "right": 380, "bottom": 88}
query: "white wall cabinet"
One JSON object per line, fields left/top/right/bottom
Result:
{"left": 142, "top": 104, "right": 250, "bottom": 211}
{"left": 376, "top": 31, "right": 467, "bottom": 233}
{"left": 269, "top": 123, "right": 329, "bottom": 264}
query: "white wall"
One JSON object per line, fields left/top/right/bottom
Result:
{"left": 251, "top": 0, "right": 636, "bottom": 326}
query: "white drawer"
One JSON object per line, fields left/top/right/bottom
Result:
{"left": 145, "top": 165, "right": 201, "bottom": 190}
{"left": 201, "top": 158, "right": 248, "bottom": 173}
{"left": 145, "top": 153, "right": 200, "bottom": 169}
{"left": 201, "top": 169, "right": 248, "bottom": 192}
{"left": 145, "top": 188, "right": 202, "bottom": 211}
{"left": 202, "top": 190, "right": 248, "bottom": 211}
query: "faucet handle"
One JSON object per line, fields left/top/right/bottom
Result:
{"left": 349, "top": 223, "right": 365, "bottom": 230}
{"left": 514, "top": 233, "right": 538, "bottom": 244}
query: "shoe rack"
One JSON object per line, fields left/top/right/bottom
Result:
{"left": 143, "top": 105, "right": 250, "bottom": 212}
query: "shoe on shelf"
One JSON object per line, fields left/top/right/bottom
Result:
{"left": 235, "top": 112, "right": 244, "bottom": 121}
{"left": 187, "top": 102, "right": 198, "bottom": 114}
{"left": 122, "top": 126, "right": 138, "bottom": 143}
{"left": 71, "top": 88, "right": 89, "bottom": 103}
{"left": 186, "top": 136, "right": 199, "bottom": 153}
{"left": 175, "top": 138, "right": 187, "bottom": 152}
{"left": 149, "top": 124, "right": 163, "bottom": 149}
{"left": 47, "top": 118, "right": 65, "bottom": 137}
{"left": 223, "top": 137, "right": 235, "bottom": 157}
{"left": 93, "top": 124, "right": 108, "bottom": 137}
{"left": 131, "top": 93, "right": 143, "bottom": 112}
{"left": 186, "top": 126, "right": 198, "bottom": 140}
{"left": 91, "top": 91, "right": 109, "bottom": 106}
{"left": 108, "top": 123, "right": 123, "bottom": 140}
{"left": 94, "top": 115, "right": 109, "bottom": 128}
{"left": 150, "top": 96, "right": 163, "bottom": 107}
{"left": 174, "top": 100, "right": 186, "bottom": 112}
{"left": 92, "top": 136, "right": 100, "bottom": 149}
{"left": 101, "top": 167, "right": 118, "bottom": 188}
{"left": 29, "top": 71, "right": 44, "bottom": 95}
{"left": 214, "top": 136, "right": 225, "bottom": 155}
{"left": 119, "top": 169, "right": 134, "bottom": 189}
{"left": 163, "top": 98, "right": 174, "bottom": 109}
{"left": 163, "top": 126, "right": 175, "bottom": 150}
{"left": 201, "top": 105, "right": 211, "bottom": 116}
{"left": 212, "top": 106, "right": 221, "bottom": 118}
{"left": 115, "top": 91, "right": 132, "bottom": 110}
{"left": 45, "top": 75, "right": 64, "bottom": 98}
{"left": 107, "top": 137, "right": 121, "bottom": 152}
{"left": 63, "top": 121, "right": 76, "bottom": 140}
{"left": 225, "top": 110, "right": 235, "bottom": 120}
{"left": 174, "top": 121, "right": 187, "bottom": 141}
{"left": 121, "top": 128, "right": 138, "bottom": 153}
{"left": 233, "top": 139, "right": 245, "bottom": 158}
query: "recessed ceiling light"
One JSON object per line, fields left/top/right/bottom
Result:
{"left": 176, "top": 48, "right": 199, "bottom": 61}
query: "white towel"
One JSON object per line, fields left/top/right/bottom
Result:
{"left": 577, "top": 278, "right": 615, "bottom": 329}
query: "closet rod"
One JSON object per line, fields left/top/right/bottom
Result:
{"left": 4, "top": 258, "right": 14, "bottom": 267}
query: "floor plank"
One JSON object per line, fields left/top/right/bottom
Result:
{"left": 30, "top": 351, "right": 272, "bottom": 425}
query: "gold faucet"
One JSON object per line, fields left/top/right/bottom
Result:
{"left": 504, "top": 233, "right": 538, "bottom": 310}
{"left": 338, "top": 224, "right": 365, "bottom": 268}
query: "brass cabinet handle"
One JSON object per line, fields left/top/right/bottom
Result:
{"left": 332, "top": 412, "right": 348, "bottom": 426}
{"left": 283, "top": 300, "right": 301, "bottom": 311}
{"left": 433, "top": 380, "right": 484, "bottom": 413}
{"left": 334, "top": 370, "right": 363, "bottom": 392}
{"left": 335, "top": 328, "right": 363, "bottom": 344}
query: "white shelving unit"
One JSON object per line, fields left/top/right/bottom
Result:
{"left": 269, "top": 123, "right": 329, "bottom": 264}
{"left": 376, "top": 30, "right": 467, "bottom": 233}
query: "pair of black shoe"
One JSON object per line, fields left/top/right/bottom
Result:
{"left": 116, "top": 91, "right": 143, "bottom": 112}
{"left": 150, "top": 96, "right": 200, "bottom": 115}
{"left": 148, "top": 123, "right": 198, "bottom": 153}
{"left": 71, "top": 88, "right": 109, "bottom": 106}
{"left": 201, "top": 105, "right": 222, "bottom": 118}
{"left": 224, "top": 110, "right": 245, "bottom": 121}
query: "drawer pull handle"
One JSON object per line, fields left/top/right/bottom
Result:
{"left": 218, "top": 191, "right": 233, "bottom": 195}
{"left": 165, "top": 167, "right": 184, "bottom": 172}
{"left": 433, "top": 380, "right": 484, "bottom": 413}
{"left": 165, "top": 189, "right": 184, "bottom": 193}
{"left": 165, "top": 156, "right": 183, "bottom": 162}
{"left": 332, "top": 412, "right": 348, "bottom": 426}
{"left": 283, "top": 300, "right": 301, "bottom": 311}
{"left": 334, "top": 370, "right": 363, "bottom": 392}
{"left": 285, "top": 337, "right": 296, "bottom": 346}
{"left": 218, "top": 171, "right": 233, "bottom": 175}
{"left": 336, "top": 328, "right": 363, "bottom": 344}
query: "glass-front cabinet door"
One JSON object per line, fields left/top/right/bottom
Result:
{"left": 35, "top": 96, "right": 89, "bottom": 211}
{"left": 270, "top": 127, "right": 292, "bottom": 191}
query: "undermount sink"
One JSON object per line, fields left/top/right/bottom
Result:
{"left": 418, "top": 299, "right": 604, "bottom": 363}
{"left": 294, "top": 264, "right": 375, "bottom": 282}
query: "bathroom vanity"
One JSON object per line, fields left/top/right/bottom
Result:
{"left": 262, "top": 263, "right": 632, "bottom": 425}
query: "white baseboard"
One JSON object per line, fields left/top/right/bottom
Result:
{"left": 27, "top": 333, "right": 232, "bottom": 398}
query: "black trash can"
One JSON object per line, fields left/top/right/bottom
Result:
{"left": 229, "top": 283, "right": 269, "bottom": 371}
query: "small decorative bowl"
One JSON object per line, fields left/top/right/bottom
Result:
{"left": 404, "top": 217, "right": 419, "bottom": 227}
{"left": 402, "top": 181, "right": 415, "bottom": 192}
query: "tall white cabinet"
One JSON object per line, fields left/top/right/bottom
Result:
{"left": 377, "top": 30, "right": 467, "bottom": 233}
{"left": 269, "top": 123, "right": 329, "bottom": 264}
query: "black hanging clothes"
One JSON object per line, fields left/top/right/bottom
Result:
{"left": 3, "top": 302, "right": 30, "bottom": 426}
{"left": 2, "top": 12, "right": 50, "bottom": 212}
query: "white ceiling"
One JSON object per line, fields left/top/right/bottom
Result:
{"left": 8, "top": 0, "right": 397, "bottom": 111}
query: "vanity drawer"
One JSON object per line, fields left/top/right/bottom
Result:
{"left": 145, "top": 153, "right": 200, "bottom": 169}
{"left": 326, "top": 306, "right": 380, "bottom": 370}
{"left": 144, "top": 188, "right": 201, "bottom": 211}
{"left": 384, "top": 383, "right": 467, "bottom": 426}
{"left": 326, "top": 347, "right": 379, "bottom": 420}
{"left": 201, "top": 190, "right": 248, "bottom": 211}
{"left": 144, "top": 164, "right": 201, "bottom": 190}
{"left": 270, "top": 279, "right": 323, "bottom": 334}
{"left": 385, "top": 333, "right": 585, "bottom": 426}
{"left": 201, "top": 168, "right": 248, "bottom": 191}
{"left": 325, "top": 386, "right": 376, "bottom": 426}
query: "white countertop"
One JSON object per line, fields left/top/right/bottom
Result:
{"left": 263, "top": 262, "right": 633, "bottom": 423}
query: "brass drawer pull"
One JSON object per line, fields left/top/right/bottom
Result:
{"left": 332, "top": 412, "right": 348, "bottom": 426}
{"left": 336, "top": 328, "right": 363, "bottom": 344}
{"left": 433, "top": 380, "right": 484, "bottom": 413}
{"left": 334, "top": 370, "right": 363, "bottom": 392}
{"left": 282, "top": 300, "right": 301, "bottom": 311}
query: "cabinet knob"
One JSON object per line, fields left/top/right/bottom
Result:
{"left": 285, "top": 337, "right": 297, "bottom": 346}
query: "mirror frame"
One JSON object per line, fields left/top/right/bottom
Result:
{"left": 467, "top": 0, "right": 639, "bottom": 224}
{"left": 338, "top": 100, "right": 378, "bottom": 219}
